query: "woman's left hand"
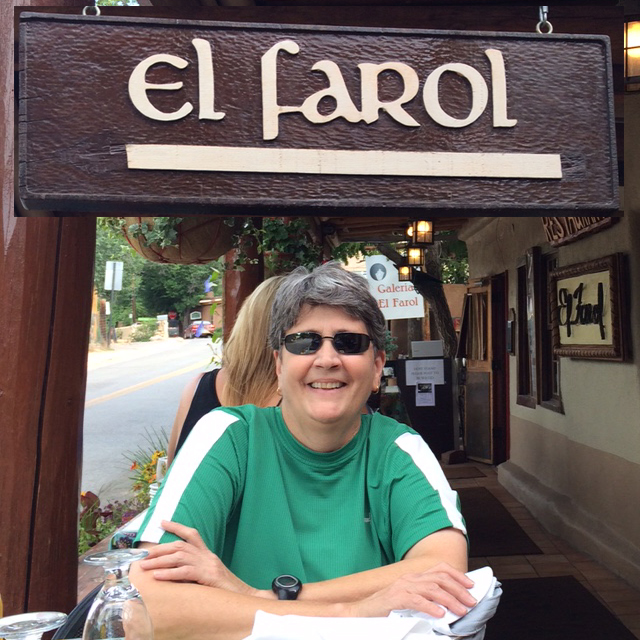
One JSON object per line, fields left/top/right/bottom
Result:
{"left": 138, "top": 520, "right": 264, "bottom": 597}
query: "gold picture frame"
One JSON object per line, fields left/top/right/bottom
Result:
{"left": 549, "top": 253, "right": 629, "bottom": 361}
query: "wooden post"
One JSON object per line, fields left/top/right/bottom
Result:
{"left": 223, "top": 218, "right": 264, "bottom": 341}
{"left": 1, "top": 0, "right": 95, "bottom": 615}
{"left": 0, "top": 216, "right": 96, "bottom": 614}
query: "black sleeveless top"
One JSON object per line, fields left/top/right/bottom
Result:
{"left": 175, "top": 368, "right": 221, "bottom": 457}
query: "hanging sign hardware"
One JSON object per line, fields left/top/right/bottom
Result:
{"left": 536, "top": 6, "right": 553, "bottom": 34}
{"left": 82, "top": 6, "right": 101, "bottom": 17}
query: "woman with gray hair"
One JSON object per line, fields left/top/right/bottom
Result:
{"left": 131, "top": 261, "right": 475, "bottom": 640}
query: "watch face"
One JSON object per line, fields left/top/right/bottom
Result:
{"left": 276, "top": 575, "right": 298, "bottom": 588}
{"left": 272, "top": 574, "right": 302, "bottom": 599}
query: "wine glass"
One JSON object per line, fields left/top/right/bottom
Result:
{"left": 0, "top": 611, "right": 67, "bottom": 639}
{"left": 82, "top": 548, "right": 153, "bottom": 640}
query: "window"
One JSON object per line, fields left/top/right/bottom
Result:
{"left": 539, "top": 253, "right": 564, "bottom": 412}
{"left": 516, "top": 252, "right": 536, "bottom": 408}
{"left": 516, "top": 246, "right": 563, "bottom": 412}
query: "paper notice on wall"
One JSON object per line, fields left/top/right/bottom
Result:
{"left": 416, "top": 382, "right": 436, "bottom": 406}
{"left": 405, "top": 359, "right": 445, "bottom": 385}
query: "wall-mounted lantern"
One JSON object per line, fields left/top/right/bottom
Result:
{"left": 625, "top": 20, "right": 640, "bottom": 91}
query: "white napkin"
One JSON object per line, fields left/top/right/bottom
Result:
{"left": 244, "top": 567, "right": 497, "bottom": 640}
{"left": 391, "top": 566, "right": 496, "bottom": 627}
{"left": 246, "top": 611, "right": 435, "bottom": 640}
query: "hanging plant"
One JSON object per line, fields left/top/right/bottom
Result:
{"left": 221, "top": 217, "right": 323, "bottom": 273}
{"left": 262, "top": 217, "right": 323, "bottom": 274}
{"left": 112, "top": 215, "right": 371, "bottom": 272}
{"left": 120, "top": 216, "right": 241, "bottom": 265}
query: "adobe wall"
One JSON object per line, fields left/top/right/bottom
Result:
{"left": 460, "top": 96, "right": 640, "bottom": 585}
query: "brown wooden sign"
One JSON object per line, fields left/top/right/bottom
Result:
{"left": 541, "top": 216, "right": 618, "bottom": 247}
{"left": 550, "top": 253, "right": 629, "bottom": 361}
{"left": 19, "top": 13, "right": 619, "bottom": 216}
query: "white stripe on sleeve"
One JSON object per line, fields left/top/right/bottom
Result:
{"left": 394, "top": 432, "right": 467, "bottom": 535}
{"left": 140, "top": 409, "right": 240, "bottom": 543}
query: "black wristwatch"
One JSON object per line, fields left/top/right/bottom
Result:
{"left": 272, "top": 574, "right": 302, "bottom": 600}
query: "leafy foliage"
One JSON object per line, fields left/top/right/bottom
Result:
{"left": 137, "top": 261, "right": 216, "bottom": 317}
{"left": 78, "top": 429, "right": 168, "bottom": 554}
{"left": 330, "top": 242, "right": 378, "bottom": 264}
{"left": 124, "top": 429, "right": 169, "bottom": 507}
{"left": 437, "top": 234, "right": 469, "bottom": 284}
{"left": 383, "top": 330, "right": 399, "bottom": 359}
{"left": 96, "top": 219, "right": 227, "bottom": 327}
{"left": 78, "top": 491, "right": 145, "bottom": 554}
{"left": 95, "top": 219, "right": 149, "bottom": 326}
{"left": 127, "top": 217, "right": 184, "bottom": 249}
{"left": 221, "top": 217, "right": 322, "bottom": 272}
{"left": 130, "top": 318, "right": 158, "bottom": 342}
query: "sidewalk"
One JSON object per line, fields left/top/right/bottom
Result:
{"left": 447, "top": 464, "right": 640, "bottom": 639}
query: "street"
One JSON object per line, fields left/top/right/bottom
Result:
{"left": 82, "top": 337, "right": 215, "bottom": 503}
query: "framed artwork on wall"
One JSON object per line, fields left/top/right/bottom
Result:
{"left": 549, "top": 253, "right": 629, "bottom": 361}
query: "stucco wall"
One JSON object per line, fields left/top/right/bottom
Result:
{"left": 459, "top": 94, "right": 640, "bottom": 586}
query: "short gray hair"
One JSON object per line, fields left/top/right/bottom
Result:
{"left": 268, "top": 261, "right": 387, "bottom": 351}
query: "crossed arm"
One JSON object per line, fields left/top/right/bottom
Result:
{"left": 130, "top": 524, "right": 473, "bottom": 640}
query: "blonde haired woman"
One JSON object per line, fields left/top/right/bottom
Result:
{"left": 166, "top": 275, "right": 285, "bottom": 465}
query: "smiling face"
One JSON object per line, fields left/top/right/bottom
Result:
{"left": 275, "top": 304, "right": 385, "bottom": 452}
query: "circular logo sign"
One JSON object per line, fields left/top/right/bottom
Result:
{"left": 369, "top": 263, "right": 387, "bottom": 281}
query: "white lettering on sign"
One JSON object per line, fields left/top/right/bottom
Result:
{"left": 261, "top": 40, "right": 517, "bottom": 139}
{"left": 423, "top": 62, "right": 488, "bottom": 128}
{"left": 124, "top": 39, "right": 560, "bottom": 181}
{"left": 359, "top": 62, "right": 421, "bottom": 127}
{"left": 192, "top": 39, "right": 226, "bottom": 121}
{"left": 128, "top": 38, "right": 225, "bottom": 122}
{"left": 127, "top": 38, "right": 517, "bottom": 136}
{"left": 128, "top": 53, "right": 193, "bottom": 121}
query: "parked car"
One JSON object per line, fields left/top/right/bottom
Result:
{"left": 184, "top": 320, "right": 214, "bottom": 339}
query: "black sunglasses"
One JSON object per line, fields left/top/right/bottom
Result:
{"left": 283, "top": 332, "right": 372, "bottom": 355}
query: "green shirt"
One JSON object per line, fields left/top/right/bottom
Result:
{"left": 136, "top": 405, "right": 465, "bottom": 590}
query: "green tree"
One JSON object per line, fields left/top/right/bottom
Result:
{"left": 95, "top": 220, "right": 148, "bottom": 326}
{"left": 137, "top": 261, "right": 218, "bottom": 319}
{"left": 437, "top": 233, "right": 469, "bottom": 284}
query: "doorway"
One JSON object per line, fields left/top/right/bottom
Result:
{"left": 459, "top": 272, "right": 509, "bottom": 464}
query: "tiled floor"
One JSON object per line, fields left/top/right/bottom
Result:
{"left": 77, "top": 462, "right": 640, "bottom": 638}
{"left": 446, "top": 463, "right": 640, "bottom": 639}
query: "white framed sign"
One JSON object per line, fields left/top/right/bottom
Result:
{"left": 365, "top": 255, "right": 425, "bottom": 321}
